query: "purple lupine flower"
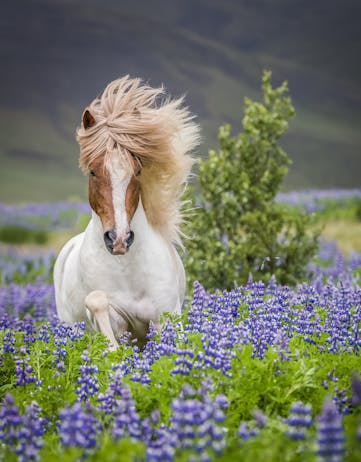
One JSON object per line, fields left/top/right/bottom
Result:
{"left": 332, "top": 387, "right": 351, "bottom": 416}
{"left": 285, "top": 401, "right": 312, "bottom": 440}
{"left": 0, "top": 393, "right": 23, "bottom": 447}
{"left": 50, "top": 320, "right": 86, "bottom": 374}
{"left": 169, "top": 381, "right": 227, "bottom": 459}
{"left": 187, "top": 287, "right": 241, "bottom": 376}
{"left": 252, "top": 409, "right": 267, "bottom": 428}
{"left": 76, "top": 349, "right": 100, "bottom": 401}
{"left": 317, "top": 399, "right": 345, "bottom": 461}
{"left": 98, "top": 372, "right": 124, "bottom": 415}
{"left": 0, "top": 201, "right": 90, "bottom": 232}
{"left": 237, "top": 421, "right": 258, "bottom": 440}
{"left": 0, "top": 282, "right": 56, "bottom": 321}
{"left": 14, "top": 401, "right": 47, "bottom": 462}
{"left": 0, "top": 394, "right": 46, "bottom": 461}
{"left": 273, "top": 329, "right": 291, "bottom": 360}
{"left": 146, "top": 424, "right": 176, "bottom": 462}
{"left": 0, "top": 246, "right": 55, "bottom": 286}
{"left": 98, "top": 371, "right": 142, "bottom": 440}
{"left": 159, "top": 319, "right": 177, "bottom": 356}
{"left": 37, "top": 324, "right": 50, "bottom": 343}
{"left": 3, "top": 330, "right": 16, "bottom": 353}
{"left": 129, "top": 321, "right": 161, "bottom": 384}
{"left": 171, "top": 348, "right": 194, "bottom": 375}
{"left": 58, "top": 401, "right": 99, "bottom": 449}
{"left": 111, "top": 383, "right": 142, "bottom": 440}
{"left": 14, "top": 355, "right": 37, "bottom": 386}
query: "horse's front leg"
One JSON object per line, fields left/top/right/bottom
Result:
{"left": 85, "top": 290, "right": 118, "bottom": 351}
{"left": 109, "top": 305, "right": 129, "bottom": 342}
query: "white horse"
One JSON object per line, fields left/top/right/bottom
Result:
{"left": 54, "top": 76, "right": 199, "bottom": 349}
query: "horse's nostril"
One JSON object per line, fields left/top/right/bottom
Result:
{"left": 108, "top": 230, "right": 117, "bottom": 241}
{"left": 126, "top": 231, "right": 134, "bottom": 248}
{"left": 104, "top": 230, "right": 116, "bottom": 253}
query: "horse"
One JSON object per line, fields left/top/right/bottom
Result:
{"left": 53, "top": 76, "right": 199, "bottom": 350}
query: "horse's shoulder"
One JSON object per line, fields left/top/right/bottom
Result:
{"left": 54, "top": 232, "right": 84, "bottom": 277}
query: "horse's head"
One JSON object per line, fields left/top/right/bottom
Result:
{"left": 77, "top": 76, "right": 200, "bottom": 250}
{"left": 83, "top": 110, "right": 142, "bottom": 255}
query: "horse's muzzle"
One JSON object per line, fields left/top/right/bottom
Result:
{"left": 104, "top": 230, "right": 134, "bottom": 255}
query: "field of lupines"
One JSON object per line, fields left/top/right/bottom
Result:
{"left": 0, "top": 191, "right": 361, "bottom": 462}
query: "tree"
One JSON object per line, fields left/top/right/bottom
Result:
{"left": 184, "top": 71, "right": 320, "bottom": 290}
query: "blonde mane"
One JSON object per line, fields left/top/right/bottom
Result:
{"left": 76, "top": 76, "right": 200, "bottom": 247}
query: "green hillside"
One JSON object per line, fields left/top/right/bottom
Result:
{"left": 1, "top": 0, "right": 360, "bottom": 202}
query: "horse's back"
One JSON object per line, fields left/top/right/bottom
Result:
{"left": 54, "top": 232, "right": 86, "bottom": 323}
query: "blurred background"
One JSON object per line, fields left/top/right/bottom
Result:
{"left": 1, "top": 0, "right": 360, "bottom": 203}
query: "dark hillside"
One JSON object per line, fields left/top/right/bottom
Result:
{"left": 1, "top": 0, "right": 360, "bottom": 201}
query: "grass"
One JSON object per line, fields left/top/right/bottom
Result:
{"left": 322, "top": 221, "right": 361, "bottom": 255}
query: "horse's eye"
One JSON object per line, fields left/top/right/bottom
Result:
{"left": 135, "top": 168, "right": 142, "bottom": 177}
{"left": 90, "top": 170, "right": 96, "bottom": 177}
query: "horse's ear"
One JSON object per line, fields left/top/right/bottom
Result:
{"left": 82, "top": 109, "right": 96, "bottom": 129}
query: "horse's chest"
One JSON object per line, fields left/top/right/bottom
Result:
{"left": 81, "top": 246, "right": 179, "bottom": 319}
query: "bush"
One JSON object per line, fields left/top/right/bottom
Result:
{"left": 184, "top": 71, "right": 320, "bottom": 290}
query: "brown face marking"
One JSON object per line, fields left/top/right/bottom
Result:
{"left": 88, "top": 153, "right": 142, "bottom": 252}
{"left": 88, "top": 156, "right": 115, "bottom": 232}
{"left": 124, "top": 155, "right": 142, "bottom": 224}
{"left": 125, "top": 175, "right": 141, "bottom": 224}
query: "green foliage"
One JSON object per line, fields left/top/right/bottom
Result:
{"left": 184, "top": 71, "right": 320, "bottom": 290}
{"left": 0, "top": 225, "right": 48, "bottom": 244}
{"left": 1, "top": 313, "right": 361, "bottom": 462}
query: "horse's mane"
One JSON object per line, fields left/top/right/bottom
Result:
{"left": 76, "top": 76, "right": 200, "bottom": 247}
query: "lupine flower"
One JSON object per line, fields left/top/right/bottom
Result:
{"left": 332, "top": 387, "right": 350, "bottom": 415}
{"left": 169, "top": 381, "right": 228, "bottom": 459}
{"left": 111, "top": 383, "right": 142, "bottom": 440}
{"left": 0, "top": 393, "right": 46, "bottom": 462}
{"left": 276, "top": 189, "right": 361, "bottom": 214}
{"left": 37, "top": 324, "right": 50, "bottom": 343}
{"left": 14, "top": 401, "right": 47, "bottom": 462}
{"left": 0, "top": 247, "right": 55, "bottom": 285}
{"left": 146, "top": 424, "right": 176, "bottom": 462}
{"left": 285, "top": 401, "right": 312, "bottom": 440}
{"left": 171, "top": 348, "right": 194, "bottom": 375}
{"left": 0, "top": 282, "right": 56, "bottom": 321}
{"left": 76, "top": 349, "right": 100, "bottom": 401}
{"left": 0, "top": 393, "right": 23, "bottom": 447}
{"left": 252, "top": 409, "right": 267, "bottom": 428}
{"left": 158, "top": 319, "right": 177, "bottom": 355}
{"left": 58, "top": 401, "right": 99, "bottom": 449}
{"left": 237, "top": 421, "right": 258, "bottom": 441}
{"left": 0, "top": 201, "right": 90, "bottom": 232}
{"left": 317, "top": 399, "right": 345, "bottom": 461}
{"left": 2, "top": 330, "right": 16, "bottom": 353}
{"left": 14, "top": 355, "right": 37, "bottom": 386}
{"left": 98, "top": 371, "right": 142, "bottom": 439}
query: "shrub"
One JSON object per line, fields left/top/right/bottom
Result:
{"left": 184, "top": 71, "right": 320, "bottom": 290}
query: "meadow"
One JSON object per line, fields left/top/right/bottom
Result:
{"left": 0, "top": 190, "right": 361, "bottom": 462}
